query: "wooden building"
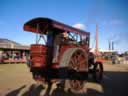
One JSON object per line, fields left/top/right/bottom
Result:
{"left": 0, "top": 38, "right": 30, "bottom": 63}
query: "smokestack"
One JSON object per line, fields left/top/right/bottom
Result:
{"left": 95, "top": 24, "right": 98, "bottom": 55}
{"left": 109, "top": 40, "right": 111, "bottom": 50}
{"left": 112, "top": 41, "right": 114, "bottom": 50}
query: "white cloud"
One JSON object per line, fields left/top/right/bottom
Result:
{"left": 73, "top": 23, "right": 86, "bottom": 30}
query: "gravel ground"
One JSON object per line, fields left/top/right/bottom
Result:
{"left": 0, "top": 63, "right": 128, "bottom": 96}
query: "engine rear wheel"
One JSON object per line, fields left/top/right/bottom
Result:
{"left": 60, "top": 48, "right": 88, "bottom": 93}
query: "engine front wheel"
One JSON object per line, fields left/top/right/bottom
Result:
{"left": 93, "top": 62, "right": 103, "bottom": 82}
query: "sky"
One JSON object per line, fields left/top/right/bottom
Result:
{"left": 0, "top": 0, "right": 128, "bottom": 53}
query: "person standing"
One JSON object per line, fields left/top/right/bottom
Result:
{"left": 52, "top": 31, "right": 68, "bottom": 63}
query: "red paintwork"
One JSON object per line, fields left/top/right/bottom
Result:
{"left": 24, "top": 17, "right": 90, "bottom": 36}
{"left": 30, "top": 44, "right": 89, "bottom": 68}
{"left": 30, "top": 44, "right": 47, "bottom": 67}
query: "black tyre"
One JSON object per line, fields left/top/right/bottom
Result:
{"left": 93, "top": 62, "right": 103, "bottom": 82}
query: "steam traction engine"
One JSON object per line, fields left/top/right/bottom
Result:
{"left": 23, "top": 17, "right": 103, "bottom": 93}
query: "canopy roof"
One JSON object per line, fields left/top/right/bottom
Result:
{"left": 0, "top": 38, "right": 29, "bottom": 50}
{"left": 23, "top": 17, "right": 90, "bottom": 36}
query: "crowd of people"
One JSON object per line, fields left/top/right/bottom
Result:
{"left": 0, "top": 51, "right": 28, "bottom": 63}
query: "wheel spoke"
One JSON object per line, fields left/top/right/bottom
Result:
{"left": 73, "top": 55, "right": 78, "bottom": 65}
{"left": 70, "top": 80, "right": 84, "bottom": 90}
{"left": 77, "top": 53, "right": 84, "bottom": 61}
{"left": 77, "top": 54, "right": 86, "bottom": 71}
{"left": 69, "top": 58, "right": 75, "bottom": 67}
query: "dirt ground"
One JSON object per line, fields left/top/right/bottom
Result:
{"left": 0, "top": 63, "right": 128, "bottom": 96}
